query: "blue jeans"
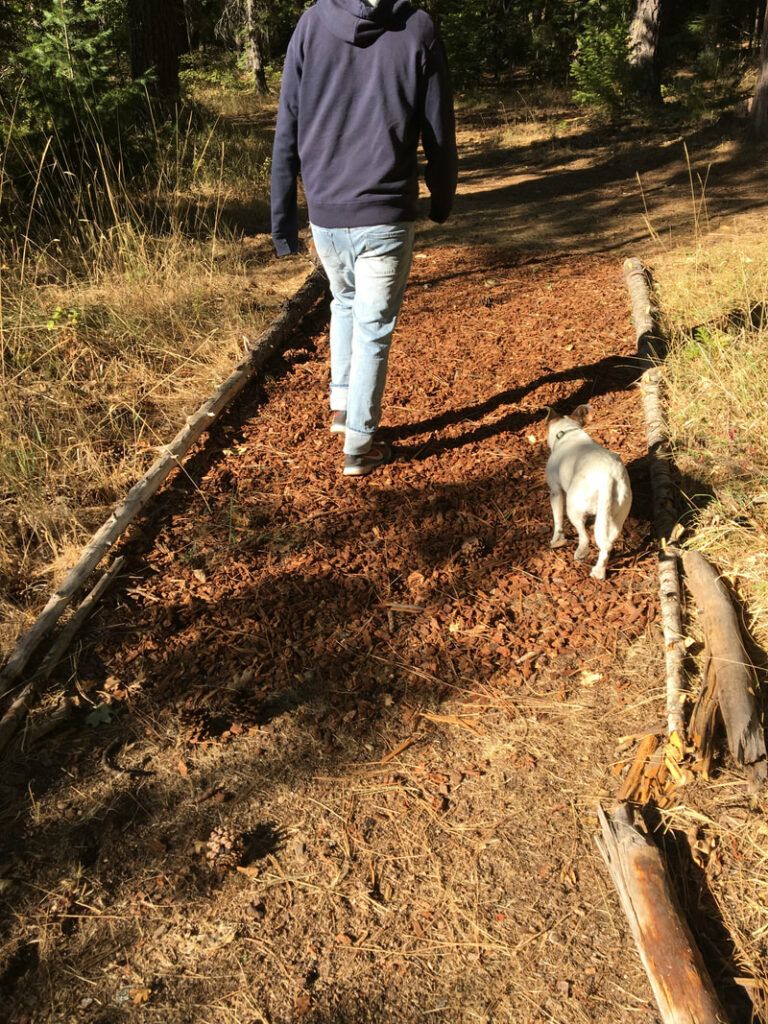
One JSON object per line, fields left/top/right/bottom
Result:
{"left": 310, "top": 222, "right": 415, "bottom": 456}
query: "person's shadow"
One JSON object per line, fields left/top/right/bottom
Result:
{"left": 382, "top": 351, "right": 651, "bottom": 461}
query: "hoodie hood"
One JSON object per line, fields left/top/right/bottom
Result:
{"left": 316, "top": 0, "right": 412, "bottom": 46}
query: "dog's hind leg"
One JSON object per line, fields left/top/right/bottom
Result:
{"left": 592, "top": 515, "right": 621, "bottom": 579}
{"left": 573, "top": 522, "right": 591, "bottom": 562}
{"left": 549, "top": 488, "right": 568, "bottom": 548}
{"left": 591, "top": 548, "right": 609, "bottom": 580}
{"left": 592, "top": 515, "right": 617, "bottom": 579}
{"left": 566, "top": 499, "right": 590, "bottom": 561}
{"left": 592, "top": 479, "right": 627, "bottom": 580}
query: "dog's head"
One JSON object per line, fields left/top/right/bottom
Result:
{"left": 544, "top": 404, "right": 590, "bottom": 450}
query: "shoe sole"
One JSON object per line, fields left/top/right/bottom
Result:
{"left": 330, "top": 424, "right": 346, "bottom": 435}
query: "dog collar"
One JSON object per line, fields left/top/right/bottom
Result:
{"left": 554, "top": 427, "right": 581, "bottom": 444}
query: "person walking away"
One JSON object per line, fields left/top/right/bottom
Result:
{"left": 271, "top": 0, "right": 458, "bottom": 476}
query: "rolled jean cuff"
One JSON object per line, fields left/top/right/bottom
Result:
{"left": 343, "top": 426, "right": 374, "bottom": 457}
{"left": 330, "top": 385, "right": 348, "bottom": 412}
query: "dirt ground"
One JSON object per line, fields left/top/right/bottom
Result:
{"left": 1, "top": 97, "right": 766, "bottom": 1024}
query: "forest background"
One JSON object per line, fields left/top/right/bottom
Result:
{"left": 2, "top": 3, "right": 768, "bottom": 1021}
{"left": 0, "top": 0, "right": 767, "bottom": 646}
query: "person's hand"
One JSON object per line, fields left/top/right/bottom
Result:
{"left": 275, "top": 236, "right": 316, "bottom": 262}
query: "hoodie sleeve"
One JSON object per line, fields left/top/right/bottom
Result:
{"left": 271, "top": 30, "right": 303, "bottom": 256}
{"left": 421, "top": 35, "right": 458, "bottom": 224}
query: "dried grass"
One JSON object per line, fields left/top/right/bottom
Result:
{"left": 0, "top": 82, "right": 310, "bottom": 656}
{"left": 650, "top": 220, "right": 768, "bottom": 1015}
{"left": 2, "top": 670, "right": 659, "bottom": 1022}
{"left": 659, "top": 784, "right": 768, "bottom": 1021}
{"left": 655, "top": 222, "right": 768, "bottom": 653}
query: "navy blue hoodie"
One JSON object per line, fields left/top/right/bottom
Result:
{"left": 271, "top": 0, "right": 458, "bottom": 256}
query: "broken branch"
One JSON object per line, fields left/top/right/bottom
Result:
{"left": 596, "top": 803, "right": 729, "bottom": 1024}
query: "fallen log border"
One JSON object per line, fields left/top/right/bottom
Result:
{"left": 623, "top": 257, "right": 686, "bottom": 737}
{"left": 596, "top": 803, "right": 730, "bottom": 1024}
{"left": 0, "top": 267, "right": 328, "bottom": 702}
{"left": 616, "top": 260, "right": 755, "bottom": 1021}
{"left": 0, "top": 558, "right": 124, "bottom": 756}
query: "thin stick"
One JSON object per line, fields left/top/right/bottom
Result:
{"left": 0, "top": 268, "right": 327, "bottom": 697}
{"left": 0, "top": 557, "right": 124, "bottom": 756}
{"left": 623, "top": 257, "right": 686, "bottom": 737}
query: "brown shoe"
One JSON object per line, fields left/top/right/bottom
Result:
{"left": 343, "top": 441, "right": 392, "bottom": 477}
{"left": 330, "top": 411, "right": 346, "bottom": 435}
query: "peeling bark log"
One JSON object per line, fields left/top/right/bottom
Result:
{"left": 689, "top": 643, "right": 719, "bottom": 778}
{"left": 682, "top": 550, "right": 767, "bottom": 784}
{"left": 0, "top": 558, "right": 124, "bottom": 757}
{"left": 596, "top": 803, "right": 730, "bottom": 1024}
{"left": 0, "top": 269, "right": 327, "bottom": 699}
{"left": 624, "top": 258, "right": 686, "bottom": 737}
{"left": 21, "top": 697, "right": 76, "bottom": 747}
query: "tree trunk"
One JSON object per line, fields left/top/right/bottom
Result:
{"left": 706, "top": 0, "right": 724, "bottom": 39}
{"left": 182, "top": 0, "right": 195, "bottom": 53}
{"left": 628, "top": 0, "right": 663, "bottom": 103}
{"left": 705, "top": 0, "right": 731, "bottom": 53}
{"left": 750, "top": 3, "right": 768, "bottom": 138}
{"left": 244, "top": 0, "right": 269, "bottom": 94}
{"left": 127, "top": 0, "right": 186, "bottom": 104}
{"left": 751, "top": 1, "right": 767, "bottom": 52}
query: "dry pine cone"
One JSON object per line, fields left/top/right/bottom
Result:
{"left": 458, "top": 536, "right": 484, "bottom": 563}
{"left": 205, "top": 826, "right": 244, "bottom": 874}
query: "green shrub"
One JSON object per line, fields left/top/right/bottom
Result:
{"left": 571, "top": 0, "right": 630, "bottom": 112}
{"left": 13, "top": 0, "right": 145, "bottom": 150}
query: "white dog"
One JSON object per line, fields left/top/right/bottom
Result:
{"left": 545, "top": 405, "right": 632, "bottom": 580}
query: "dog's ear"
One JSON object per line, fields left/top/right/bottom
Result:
{"left": 544, "top": 406, "right": 558, "bottom": 423}
{"left": 572, "top": 404, "right": 590, "bottom": 426}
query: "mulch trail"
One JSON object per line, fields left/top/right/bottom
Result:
{"left": 1, "top": 246, "right": 666, "bottom": 1023}
{"left": 103, "top": 246, "right": 656, "bottom": 727}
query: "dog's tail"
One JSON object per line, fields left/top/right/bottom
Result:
{"left": 598, "top": 473, "right": 626, "bottom": 552}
